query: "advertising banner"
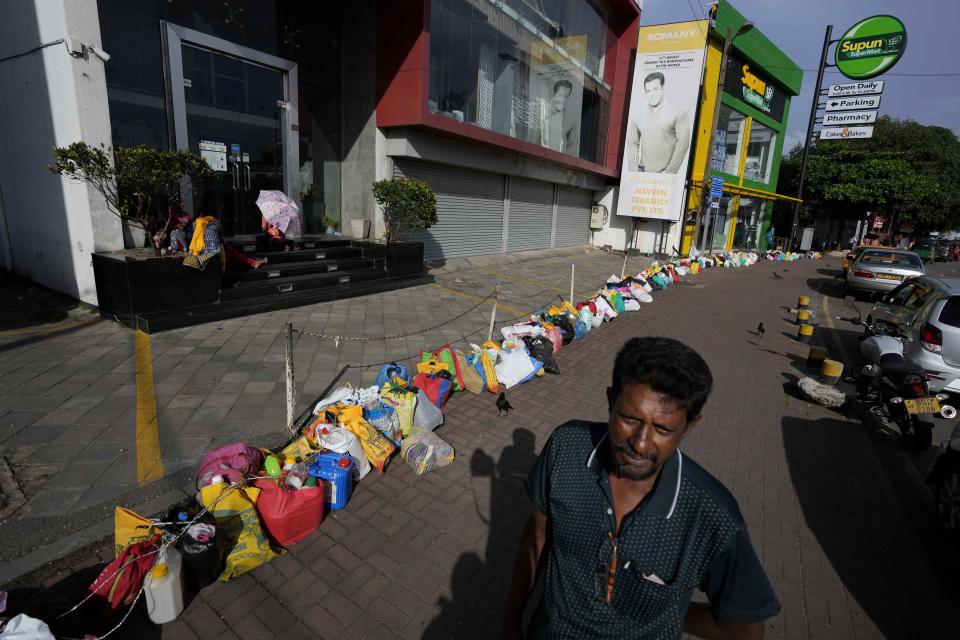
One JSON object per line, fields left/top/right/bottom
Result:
{"left": 526, "top": 35, "right": 587, "bottom": 156}
{"left": 617, "top": 21, "right": 707, "bottom": 220}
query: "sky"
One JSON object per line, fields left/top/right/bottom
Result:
{"left": 640, "top": 0, "right": 960, "bottom": 151}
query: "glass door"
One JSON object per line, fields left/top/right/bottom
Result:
{"left": 164, "top": 23, "right": 299, "bottom": 238}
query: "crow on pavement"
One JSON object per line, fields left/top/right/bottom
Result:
{"left": 496, "top": 392, "right": 514, "bottom": 416}
{"left": 757, "top": 322, "right": 765, "bottom": 337}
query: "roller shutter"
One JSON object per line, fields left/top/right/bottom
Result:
{"left": 554, "top": 186, "right": 593, "bottom": 247}
{"left": 393, "top": 159, "right": 504, "bottom": 261}
{"left": 508, "top": 177, "right": 554, "bottom": 252}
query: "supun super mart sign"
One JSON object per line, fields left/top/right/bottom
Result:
{"left": 835, "top": 15, "right": 907, "bottom": 80}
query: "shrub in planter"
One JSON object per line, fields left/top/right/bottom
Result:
{"left": 371, "top": 178, "right": 437, "bottom": 244}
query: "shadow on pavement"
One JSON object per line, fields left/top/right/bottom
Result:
{"left": 782, "top": 415, "right": 960, "bottom": 638}
{"left": 424, "top": 428, "right": 538, "bottom": 639}
{"left": 2, "top": 562, "right": 162, "bottom": 639}
{"left": 807, "top": 276, "right": 845, "bottom": 300}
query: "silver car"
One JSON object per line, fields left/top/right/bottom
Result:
{"left": 869, "top": 276, "right": 960, "bottom": 393}
{"left": 845, "top": 249, "right": 925, "bottom": 295}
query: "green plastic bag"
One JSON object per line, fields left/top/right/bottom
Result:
{"left": 421, "top": 344, "right": 463, "bottom": 391}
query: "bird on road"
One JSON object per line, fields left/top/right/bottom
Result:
{"left": 772, "top": 272, "right": 784, "bottom": 280}
{"left": 496, "top": 392, "right": 514, "bottom": 416}
{"left": 757, "top": 322, "right": 765, "bottom": 337}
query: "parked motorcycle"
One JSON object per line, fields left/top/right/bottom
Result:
{"left": 838, "top": 300, "right": 947, "bottom": 451}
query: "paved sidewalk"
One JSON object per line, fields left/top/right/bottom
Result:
{"left": 5, "top": 254, "right": 960, "bottom": 639}
{"left": 0, "top": 246, "right": 645, "bottom": 572}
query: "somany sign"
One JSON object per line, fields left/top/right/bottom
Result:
{"left": 835, "top": 15, "right": 907, "bottom": 80}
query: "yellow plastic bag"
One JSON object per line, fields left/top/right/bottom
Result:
{"left": 381, "top": 382, "right": 417, "bottom": 437}
{"left": 480, "top": 350, "right": 500, "bottom": 393}
{"left": 281, "top": 435, "right": 322, "bottom": 462}
{"left": 201, "top": 483, "right": 280, "bottom": 581}
{"left": 560, "top": 300, "right": 578, "bottom": 315}
{"left": 482, "top": 339, "right": 500, "bottom": 352}
{"left": 343, "top": 417, "right": 396, "bottom": 473}
{"left": 325, "top": 403, "right": 364, "bottom": 424}
{"left": 114, "top": 507, "right": 159, "bottom": 556}
{"left": 416, "top": 358, "right": 450, "bottom": 375}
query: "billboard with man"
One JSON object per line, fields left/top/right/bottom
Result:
{"left": 617, "top": 21, "right": 707, "bottom": 221}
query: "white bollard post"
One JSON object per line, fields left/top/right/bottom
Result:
{"left": 285, "top": 322, "right": 296, "bottom": 434}
{"left": 621, "top": 252, "right": 629, "bottom": 279}
{"left": 569, "top": 264, "right": 575, "bottom": 303}
{"left": 487, "top": 283, "right": 500, "bottom": 342}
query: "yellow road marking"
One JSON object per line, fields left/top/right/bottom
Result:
{"left": 818, "top": 285, "right": 852, "bottom": 365}
{"left": 475, "top": 267, "right": 573, "bottom": 297}
{"left": 430, "top": 283, "right": 527, "bottom": 317}
{"left": 134, "top": 330, "right": 164, "bottom": 485}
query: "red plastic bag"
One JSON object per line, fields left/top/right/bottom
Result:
{"left": 413, "top": 372, "right": 454, "bottom": 409}
{"left": 253, "top": 479, "right": 325, "bottom": 547}
{"left": 544, "top": 326, "right": 563, "bottom": 354}
{"left": 86, "top": 536, "right": 159, "bottom": 623}
{"left": 196, "top": 443, "right": 264, "bottom": 489}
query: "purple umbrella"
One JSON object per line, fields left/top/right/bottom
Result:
{"left": 256, "top": 190, "right": 302, "bottom": 238}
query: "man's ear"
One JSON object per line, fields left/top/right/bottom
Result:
{"left": 606, "top": 387, "right": 615, "bottom": 413}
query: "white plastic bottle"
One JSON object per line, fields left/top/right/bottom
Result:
{"left": 144, "top": 545, "right": 185, "bottom": 624}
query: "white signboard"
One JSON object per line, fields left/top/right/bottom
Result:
{"left": 827, "top": 81, "right": 884, "bottom": 98}
{"left": 819, "top": 126, "right": 875, "bottom": 140}
{"left": 823, "top": 110, "right": 878, "bottom": 126}
{"left": 617, "top": 21, "right": 707, "bottom": 221}
{"left": 825, "top": 96, "right": 881, "bottom": 112}
{"left": 199, "top": 140, "right": 227, "bottom": 171}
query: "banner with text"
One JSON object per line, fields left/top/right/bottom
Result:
{"left": 617, "top": 21, "right": 707, "bottom": 220}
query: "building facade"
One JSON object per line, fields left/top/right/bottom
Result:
{"left": 0, "top": 0, "right": 639, "bottom": 305}
{"left": 679, "top": 1, "right": 803, "bottom": 255}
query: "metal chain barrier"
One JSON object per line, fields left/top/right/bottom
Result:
{"left": 293, "top": 288, "right": 496, "bottom": 343}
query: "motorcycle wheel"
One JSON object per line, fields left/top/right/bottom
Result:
{"left": 898, "top": 415, "right": 933, "bottom": 451}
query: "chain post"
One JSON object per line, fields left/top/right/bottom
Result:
{"left": 487, "top": 283, "right": 500, "bottom": 342}
{"left": 285, "top": 321, "right": 296, "bottom": 435}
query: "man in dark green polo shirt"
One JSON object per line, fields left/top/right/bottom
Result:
{"left": 503, "top": 337, "right": 779, "bottom": 639}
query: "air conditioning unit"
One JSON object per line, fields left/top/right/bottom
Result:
{"left": 590, "top": 205, "right": 608, "bottom": 229}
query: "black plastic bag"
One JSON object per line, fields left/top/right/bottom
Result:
{"left": 522, "top": 335, "right": 560, "bottom": 375}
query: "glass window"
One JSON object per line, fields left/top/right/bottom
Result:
{"left": 938, "top": 297, "right": 960, "bottom": 328}
{"left": 711, "top": 104, "right": 745, "bottom": 176}
{"left": 428, "top": 0, "right": 613, "bottom": 163}
{"left": 732, "top": 198, "right": 766, "bottom": 250}
{"left": 744, "top": 121, "right": 776, "bottom": 183}
{"left": 860, "top": 251, "right": 923, "bottom": 268}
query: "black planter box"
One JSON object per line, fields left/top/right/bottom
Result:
{"left": 92, "top": 252, "right": 221, "bottom": 325}
{"left": 384, "top": 242, "right": 425, "bottom": 277}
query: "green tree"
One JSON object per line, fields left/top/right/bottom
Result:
{"left": 49, "top": 142, "right": 214, "bottom": 231}
{"left": 777, "top": 116, "right": 960, "bottom": 234}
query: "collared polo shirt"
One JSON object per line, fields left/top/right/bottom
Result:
{"left": 526, "top": 421, "right": 780, "bottom": 639}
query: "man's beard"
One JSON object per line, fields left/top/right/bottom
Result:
{"left": 611, "top": 442, "right": 658, "bottom": 481}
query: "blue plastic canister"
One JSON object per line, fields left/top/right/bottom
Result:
{"left": 308, "top": 453, "right": 354, "bottom": 511}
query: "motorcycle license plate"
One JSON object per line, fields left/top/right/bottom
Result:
{"left": 904, "top": 397, "right": 940, "bottom": 414}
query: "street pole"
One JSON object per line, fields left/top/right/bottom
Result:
{"left": 692, "top": 24, "right": 750, "bottom": 254}
{"left": 788, "top": 25, "right": 833, "bottom": 249}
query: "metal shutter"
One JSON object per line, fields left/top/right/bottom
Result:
{"left": 508, "top": 177, "right": 554, "bottom": 252}
{"left": 554, "top": 186, "right": 593, "bottom": 247}
{"left": 393, "top": 159, "right": 504, "bottom": 261}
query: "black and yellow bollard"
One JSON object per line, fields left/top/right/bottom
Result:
{"left": 797, "top": 309, "right": 811, "bottom": 325}
{"left": 820, "top": 359, "right": 844, "bottom": 386}
{"left": 806, "top": 346, "right": 827, "bottom": 369}
{"left": 797, "top": 323, "right": 814, "bottom": 343}
{"left": 797, "top": 295, "right": 809, "bottom": 311}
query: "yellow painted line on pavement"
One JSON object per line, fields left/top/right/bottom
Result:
{"left": 134, "top": 330, "right": 164, "bottom": 485}
{"left": 430, "top": 283, "right": 527, "bottom": 317}
{"left": 817, "top": 282, "right": 852, "bottom": 366}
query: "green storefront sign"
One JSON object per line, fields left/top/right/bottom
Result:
{"left": 835, "top": 15, "right": 907, "bottom": 80}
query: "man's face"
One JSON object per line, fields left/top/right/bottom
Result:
{"left": 644, "top": 79, "right": 664, "bottom": 107}
{"left": 550, "top": 86, "right": 571, "bottom": 113}
{"left": 606, "top": 382, "right": 696, "bottom": 481}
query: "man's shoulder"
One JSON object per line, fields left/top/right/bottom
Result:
{"left": 547, "top": 420, "right": 607, "bottom": 455}
{"left": 679, "top": 452, "right": 745, "bottom": 525}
